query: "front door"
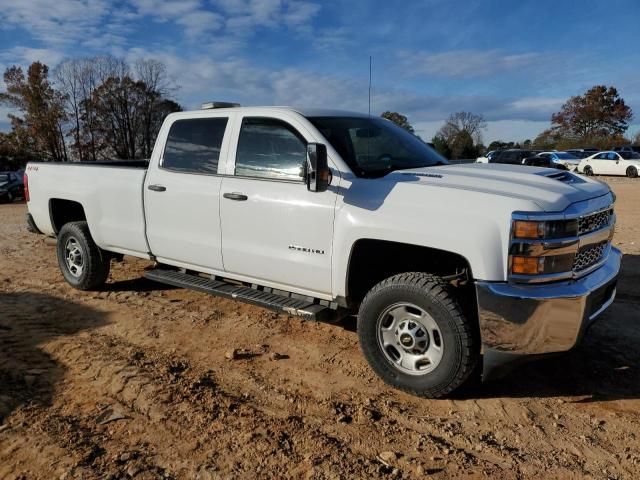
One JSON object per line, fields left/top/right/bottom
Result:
{"left": 589, "top": 153, "right": 608, "bottom": 174}
{"left": 219, "top": 115, "right": 336, "bottom": 297}
{"left": 594, "top": 152, "right": 616, "bottom": 175}
{"left": 144, "top": 115, "right": 231, "bottom": 271}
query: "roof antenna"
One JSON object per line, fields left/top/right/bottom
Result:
{"left": 368, "top": 55, "right": 372, "bottom": 118}
{"left": 366, "top": 55, "right": 372, "bottom": 172}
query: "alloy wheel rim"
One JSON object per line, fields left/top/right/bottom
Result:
{"left": 64, "top": 237, "right": 84, "bottom": 278}
{"left": 376, "top": 302, "right": 444, "bottom": 376}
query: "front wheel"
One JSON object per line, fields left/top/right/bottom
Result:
{"left": 583, "top": 165, "right": 594, "bottom": 176}
{"left": 357, "top": 273, "right": 478, "bottom": 398}
{"left": 57, "top": 221, "right": 111, "bottom": 290}
{"left": 627, "top": 166, "right": 638, "bottom": 178}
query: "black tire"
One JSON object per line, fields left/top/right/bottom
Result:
{"left": 357, "top": 273, "right": 478, "bottom": 398}
{"left": 583, "top": 165, "right": 593, "bottom": 176}
{"left": 57, "top": 221, "right": 111, "bottom": 290}
{"left": 627, "top": 166, "right": 638, "bottom": 178}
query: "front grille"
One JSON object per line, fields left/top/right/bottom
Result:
{"left": 573, "top": 242, "right": 607, "bottom": 272}
{"left": 578, "top": 208, "right": 613, "bottom": 235}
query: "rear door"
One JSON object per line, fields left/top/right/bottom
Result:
{"left": 144, "top": 115, "right": 232, "bottom": 271}
{"left": 219, "top": 114, "right": 337, "bottom": 297}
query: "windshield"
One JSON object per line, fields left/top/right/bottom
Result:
{"left": 308, "top": 116, "right": 448, "bottom": 178}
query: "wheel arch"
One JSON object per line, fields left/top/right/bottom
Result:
{"left": 345, "top": 238, "right": 475, "bottom": 306}
{"left": 49, "top": 198, "right": 88, "bottom": 234}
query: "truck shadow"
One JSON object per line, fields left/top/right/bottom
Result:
{"left": 0, "top": 292, "right": 110, "bottom": 424}
{"left": 103, "top": 276, "right": 177, "bottom": 292}
{"left": 333, "top": 173, "right": 421, "bottom": 211}
{"left": 473, "top": 253, "right": 640, "bottom": 401}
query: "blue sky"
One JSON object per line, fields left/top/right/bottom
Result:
{"left": 1, "top": 0, "right": 639, "bottom": 142}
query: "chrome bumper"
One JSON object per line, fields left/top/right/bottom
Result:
{"left": 476, "top": 248, "right": 621, "bottom": 378}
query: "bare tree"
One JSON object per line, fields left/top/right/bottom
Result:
{"left": 55, "top": 59, "right": 86, "bottom": 160}
{"left": 135, "top": 59, "right": 173, "bottom": 158}
{"left": 380, "top": 111, "right": 415, "bottom": 133}
{"left": 437, "top": 112, "right": 487, "bottom": 145}
{"left": 435, "top": 112, "right": 486, "bottom": 159}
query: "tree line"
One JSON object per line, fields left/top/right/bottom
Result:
{"left": 382, "top": 85, "right": 636, "bottom": 159}
{"left": 1, "top": 66, "right": 636, "bottom": 168}
{"left": 0, "top": 57, "right": 181, "bottom": 169}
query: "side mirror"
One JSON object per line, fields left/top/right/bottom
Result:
{"left": 305, "top": 143, "right": 330, "bottom": 192}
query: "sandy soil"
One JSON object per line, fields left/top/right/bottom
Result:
{"left": 0, "top": 178, "right": 639, "bottom": 479}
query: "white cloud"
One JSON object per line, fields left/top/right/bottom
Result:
{"left": 402, "top": 49, "right": 543, "bottom": 78}
{"left": 131, "top": 0, "right": 202, "bottom": 18}
{"left": 214, "top": 0, "right": 320, "bottom": 31}
{"left": 0, "top": 0, "right": 114, "bottom": 45}
{"left": 177, "top": 11, "right": 224, "bottom": 38}
{"left": 0, "top": 47, "right": 65, "bottom": 67}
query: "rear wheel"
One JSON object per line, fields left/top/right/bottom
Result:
{"left": 57, "top": 221, "right": 111, "bottom": 290}
{"left": 357, "top": 272, "right": 478, "bottom": 398}
{"left": 584, "top": 165, "right": 594, "bottom": 176}
{"left": 627, "top": 166, "right": 638, "bottom": 178}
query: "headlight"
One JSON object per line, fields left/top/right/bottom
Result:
{"left": 512, "top": 219, "right": 578, "bottom": 240}
{"left": 509, "top": 215, "right": 587, "bottom": 282}
{"left": 510, "top": 253, "right": 575, "bottom": 276}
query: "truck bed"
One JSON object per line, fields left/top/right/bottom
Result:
{"left": 26, "top": 161, "right": 151, "bottom": 257}
{"left": 29, "top": 160, "right": 150, "bottom": 168}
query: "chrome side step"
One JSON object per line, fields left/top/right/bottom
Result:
{"left": 144, "top": 268, "right": 343, "bottom": 321}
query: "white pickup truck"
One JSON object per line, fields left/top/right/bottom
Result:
{"left": 25, "top": 105, "right": 621, "bottom": 398}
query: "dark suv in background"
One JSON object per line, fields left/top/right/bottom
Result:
{"left": 491, "top": 149, "right": 541, "bottom": 165}
{"left": 0, "top": 171, "right": 24, "bottom": 203}
{"left": 614, "top": 145, "right": 640, "bottom": 155}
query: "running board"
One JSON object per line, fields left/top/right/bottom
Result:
{"left": 144, "top": 268, "right": 342, "bottom": 321}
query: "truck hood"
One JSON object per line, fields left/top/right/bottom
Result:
{"left": 389, "top": 163, "right": 610, "bottom": 212}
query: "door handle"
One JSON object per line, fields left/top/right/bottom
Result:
{"left": 223, "top": 192, "right": 248, "bottom": 201}
{"left": 148, "top": 184, "right": 166, "bottom": 192}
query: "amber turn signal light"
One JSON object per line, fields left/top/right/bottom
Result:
{"left": 513, "top": 220, "right": 544, "bottom": 239}
{"left": 511, "top": 256, "right": 544, "bottom": 275}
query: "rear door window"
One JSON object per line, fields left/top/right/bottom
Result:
{"left": 162, "top": 117, "right": 228, "bottom": 174}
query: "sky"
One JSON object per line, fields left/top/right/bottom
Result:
{"left": 0, "top": 0, "right": 639, "bottom": 142}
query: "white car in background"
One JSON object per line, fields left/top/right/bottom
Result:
{"left": 476, "top": 150, "right": 497, "bottom": 163}
{"left": 578, "top": 151, "right": 640, "bottom": 178}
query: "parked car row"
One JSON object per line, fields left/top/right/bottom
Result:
{"left": 476, "top": 145, "right": 640, "bottom": 177}
{"left": 0, "top": 171, "right": 25, "bottom": 202}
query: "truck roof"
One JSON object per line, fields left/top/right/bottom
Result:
{"left": 187, "top": 105, "right": 370, "bottom": 118}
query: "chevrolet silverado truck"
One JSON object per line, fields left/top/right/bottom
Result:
{"left": 24, "top": 105, "right": 621, "bottom": 398}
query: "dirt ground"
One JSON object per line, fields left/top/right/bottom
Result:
{"left": 1, "top": 178, "right": 639, "bottom": 480}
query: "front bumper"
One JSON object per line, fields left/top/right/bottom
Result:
{"left": 476, "top": 247, "right": 621, "bottom": 378}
